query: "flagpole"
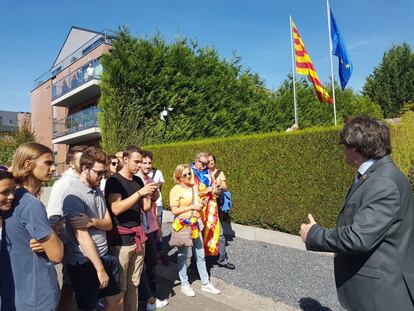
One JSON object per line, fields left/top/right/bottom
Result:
{"left": 327, "top": 0, "right": 337, "bottom": 126}
{"left": 289, "top": 15, "right": 298, "bottom": 126}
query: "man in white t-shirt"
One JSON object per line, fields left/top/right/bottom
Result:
{"left": 46, "top": 145, "right": 87, "bottom": 311}
{"left": 84, "top": 62, "right": 95, "bottom": 80}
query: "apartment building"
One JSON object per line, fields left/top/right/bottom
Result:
{"left": 31, "top": 26, "right": 114, "bottom": 174}
{"left": 0, "top": 110, "right": 31, "bottom": 133}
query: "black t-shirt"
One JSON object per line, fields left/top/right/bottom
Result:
{"left": 105, "top": 172, "right": 144, "bottom": 246}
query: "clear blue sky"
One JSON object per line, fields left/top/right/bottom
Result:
{"left": 1, "top": 0, "right": 413, "bottom": 112}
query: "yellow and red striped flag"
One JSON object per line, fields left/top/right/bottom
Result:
{"left": 292, "top": 20, "right": 333, "bottom": 104}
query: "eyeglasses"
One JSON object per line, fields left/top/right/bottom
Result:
{"left": 198, "top": 160, "right": 208, "bottom": 167}
{"left": 89, "top": 168, "right": 107, "bottom": 178}
{"left": 181, "top": 172, "right": 192, "bottom": 178}
{"left": 111, "top": 162, "right": 118, "bottom": 167}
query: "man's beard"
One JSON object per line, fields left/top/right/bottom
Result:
{"left": 87, "top": 174, "right": 99, "bottom": 188}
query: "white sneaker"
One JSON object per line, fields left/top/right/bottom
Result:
{"left": 181, "top": 284, "right": 196, "bottom": 297}
{"left": 147, "top": 298, "right": 169, "bottom": 310}
{"left": 201, "top": 283, "right": 221, "bottom": 294}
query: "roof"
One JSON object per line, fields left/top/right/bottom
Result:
{"left": 52, "top": 26, "right": 102, "bottom": 68}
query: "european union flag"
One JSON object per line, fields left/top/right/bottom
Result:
{"left": 330, "top": 8, "right": 353, "bottom": 90}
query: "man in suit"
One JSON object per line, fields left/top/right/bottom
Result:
{"left": 300, "top": 116, "right": 414, "bottom": 311}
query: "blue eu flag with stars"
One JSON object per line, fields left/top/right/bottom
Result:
{"left": 330, "top": 8, "right": 353, "bottom": 90}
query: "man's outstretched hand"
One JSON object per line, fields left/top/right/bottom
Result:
{"left": 300, "top": 214, "right": 316, "bottom": 242}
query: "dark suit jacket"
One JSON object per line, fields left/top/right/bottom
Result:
{"left": 306, "top": 155, "right": 414, "bottom": 311}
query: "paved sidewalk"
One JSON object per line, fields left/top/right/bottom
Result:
{"left": 161, "top": 223, "right": 344, "bottom": 311}
{"left": 151, "top": 261, "right": 297, "bottom": 311}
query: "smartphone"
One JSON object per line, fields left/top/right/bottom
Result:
{"left": 150, "top": 182, "right": 163, "bottom": 188}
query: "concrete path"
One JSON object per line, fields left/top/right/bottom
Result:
{"left": 161, "top": 223, "right": 343, "bottom": 311}
{"left": 151, "top": 261, "right": 297, "bottom": 311}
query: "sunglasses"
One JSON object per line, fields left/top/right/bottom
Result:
{"left": 111, "top": 162, "right": 118, "bottom": 167}
{"left": 181, "top": 172, "right": 192, "bottom": 178}
{"left": 90, "top": 168, "right": 107, "bottom": 178}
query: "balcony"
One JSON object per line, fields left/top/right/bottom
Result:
{"left": 52, "top": 106, "right": 100, "bottom": 144}
{"left": 51, "top": 59, "right": 103, "bottom": 108}
{"left": 34, "top": 29, "right": 114, "bottom": 88}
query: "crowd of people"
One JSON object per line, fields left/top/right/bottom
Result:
{"left": 1, "top": 115, "right": 413, "bottom": 311}
{"left": 0, "top": 143, "right": 234, "bottom": 311}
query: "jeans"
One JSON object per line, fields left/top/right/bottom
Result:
{"left": 144, "top": 231, "right": 158, "bottom": 293}
{"left": 217, "top": 219, "right": 228, "bottom": 265}
{"left": 177, "top": 234, "right": 209, "bottom": 286}
{"left": 156, "top": 205, "right": 164, "bottom": 252}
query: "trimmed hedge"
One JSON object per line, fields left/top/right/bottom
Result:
{"left": 145, "top": 112, "right": 414, "bottom": 234}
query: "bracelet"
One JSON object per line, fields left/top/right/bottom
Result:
{"left": 136, "top": 191, "right": 141, "bottom": 198}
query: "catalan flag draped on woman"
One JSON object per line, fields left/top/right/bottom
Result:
{"left": 191, "top": 162, "right": 220, "bottom": 256}
{"left": 291, "top": 20, "right": 333, "bottom": 104}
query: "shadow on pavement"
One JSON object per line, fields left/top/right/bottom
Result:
{"left": 299, "top": 297, "right": 333, "bottom": 311}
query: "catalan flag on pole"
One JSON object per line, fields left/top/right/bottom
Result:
{"left": 291, "top": 20, "right": 333, "bottom": 104}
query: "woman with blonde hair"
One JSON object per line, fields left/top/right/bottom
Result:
{"left": 0, "top": 142, "right": 64, "bottom": 311}
{"left": 169, "top": 164, "right": 220, "bottom": 297}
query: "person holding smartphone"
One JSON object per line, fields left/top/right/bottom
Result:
{"left": 105, "top": 146, "right": 159, "bottom": 311}
{"left": 136, "top": 150, "right": 168, "bottom": 310}
{"left": 170, "top": 164, "right": 221, "bottom": 297}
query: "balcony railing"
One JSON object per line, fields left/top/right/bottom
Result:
{"left": 53, "top": 106, "right": 99, "bottom": 139}
{"left": 51, "top": 59, "right": 103, "bottom": 100}
{"left": 34, "top": 29, "right": 114, "bottom": 87}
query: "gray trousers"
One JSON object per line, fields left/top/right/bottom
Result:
{"left": 217, "top": 219, "right": 228, "bottom": 265}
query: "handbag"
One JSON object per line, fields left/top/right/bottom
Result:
{"left": 168, "top": 186, "right": 196, "bottom": 248}
{"left": 168, "top": 225, "right": 193, "bottom": 247}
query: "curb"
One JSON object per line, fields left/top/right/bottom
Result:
{"left": 163, "top": 211, "right": 306, "bottom": 251}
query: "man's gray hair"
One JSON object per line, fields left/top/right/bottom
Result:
{"left": 340, "top": 116, "right": 392, "bottom": 159}
{"left": 195, "top": 152, "right": 209, "bottom": 161}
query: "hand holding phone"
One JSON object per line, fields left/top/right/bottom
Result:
{"left": 150, "top": 182, "right": 163, "bottom": 188}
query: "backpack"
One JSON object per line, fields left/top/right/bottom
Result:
{"left": 217, "top": 191, "right": 233, "bottom": 212}
{"left": 214, "top": 170, "right": 233, "bottom": 212}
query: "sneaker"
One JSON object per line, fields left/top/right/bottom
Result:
{"left": 201, "top": 283, "right": 221, "bottom": 295}
{"left": 147, "top": 298, "right": 169, "bottom": 310}
{"left": 181, "top": 284, "right": 196, "bottom": 297}
{"left": 218, "top": 262, "right": 235, "bottom": 270}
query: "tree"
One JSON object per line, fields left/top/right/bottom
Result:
{"left": 363, "top": 43, "right": 414, "bottom": 118}
{"left": 274, "top": 76, "right": 382, "bottom": 128}
{"left": 98, "top": 28, "right": 280, "bottom": 153}
{"left": 98, "top": 28, "right": 383, "bottom": 154}
{"left": 0, "top": 123, "right": 36, "bottom": 166}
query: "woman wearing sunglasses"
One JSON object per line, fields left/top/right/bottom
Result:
{"left": 100, "top": 155, "right": 119, "bottom": 195}
{"left": 169, "top": 164, "right": 220, "bottom": 297}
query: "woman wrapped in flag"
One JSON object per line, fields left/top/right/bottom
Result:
{"left": 169, "top": 164, "right": 221, "bottom": 297}
{"left": 190, "top": 152, "right": 221, "bottom": 257}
